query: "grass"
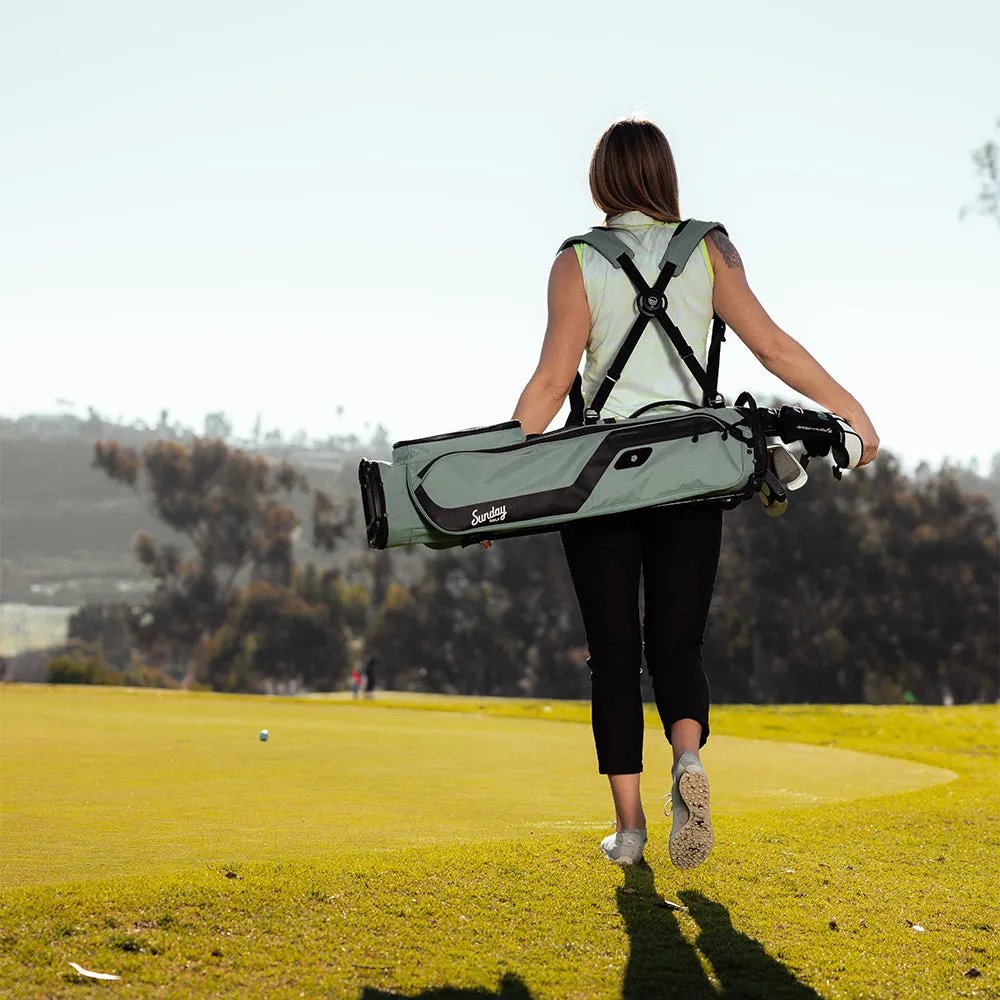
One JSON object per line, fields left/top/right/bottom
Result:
{"left": 0, "top": 686, "right": 997, "bottom": 999}
{"left": 2, "top": 687, "right": 954, "bottom": 886}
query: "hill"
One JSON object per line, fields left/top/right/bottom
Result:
{"left": 0, "top": 413, "right": 382, "bottom": 606}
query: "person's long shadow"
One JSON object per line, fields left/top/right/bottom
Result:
{"left": 618, "top": 866, "right": 824, "bottom": 999}
{"left": 616, "top": 863, "right": 715, "bottom": 999}
{"left": 360, "top": 863, "right": 823, "bottom": 999}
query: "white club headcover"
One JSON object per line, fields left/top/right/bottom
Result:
{"left": 834, "top": 418, "right": 863, "bottom": 469}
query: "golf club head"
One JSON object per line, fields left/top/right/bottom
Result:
{"left": 757, "top": 468, "right": 789, "bottom": 517}
{"left": 767, "top": 443, "right": 809, "bottom": 491}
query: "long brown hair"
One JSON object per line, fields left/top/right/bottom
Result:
{"left": 589, "top": 119, "right": 681, "bottom": 224}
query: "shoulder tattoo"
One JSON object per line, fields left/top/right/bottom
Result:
{"left": 708, "top": 230, "right": 745, "bottom": 272}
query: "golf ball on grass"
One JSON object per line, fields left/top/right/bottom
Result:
{"left": 259, "top": 729, "right": 269, "bottom": 742}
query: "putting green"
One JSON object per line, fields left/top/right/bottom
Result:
{"left": 1, "top": 685, "right": 955, "bottom": 888}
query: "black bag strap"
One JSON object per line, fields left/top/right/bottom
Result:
{"left": 675, "top": 223, "right": 729, "bottom": 406}
{"left": 560, "top": 220, "right": 728, "bottom": 415}
{"left": 567, "top": 372, "right": 586, "bottom": 426}
{"left": 705, "top": 313, "right": 726, "bottom": 406}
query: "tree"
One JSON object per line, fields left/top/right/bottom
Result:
{"left": 368, "top": 548, "right": 521, "bottom": 696}
{"left": 203, "top": 411, "right": 233, "bottom": 441}
{"left": 707, "top": 453, "right": 998, "bottom": 705}
{"left": 81, "top": 406, "right": 105, "bottom": 438}
{"left": 961, "top": 120, "right": 1000, "bottom": 226}
{"left": 154, "top": 409, "right": 183, "bottom": 441}
{"left": 67, "top": 602, "right": 134, "bottom": 671}
{"left": 368, "top": 534, "right": 588, "bottom": 698}
{"left": 199, "top": 577, "right": 349, "bottom": 692}
{"left": 369, "top": 423, "right": 391, "bottom": 455}
{"left": 488, "top": 534, "right": 590, "bottom": 698}
{"left": 92, "top": 436, "right": 351, "bottom": 686}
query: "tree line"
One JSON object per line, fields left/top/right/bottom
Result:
{"left": 24, "top": 432, "right": 999, "bottom": 705}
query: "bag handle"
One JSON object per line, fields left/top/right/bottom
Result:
{"left": 628, "top": 400, "right": 701, "bottom": 419}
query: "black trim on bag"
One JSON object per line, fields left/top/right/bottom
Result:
{"left": 358, "top": 459, "right": 388, "bottom": 550}
{"left": 392, "top": 420, "right": 521, "bottom": 450}
{"left": 453, "top": 485, "right": 752, "bottom": 548}
{"left": 416, "top": 409, "right": 748, "bottom": 480}
{"left": 411, "top": 414, "right": 742, "bottom": 533}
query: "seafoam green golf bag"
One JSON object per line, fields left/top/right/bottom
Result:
{"left": 358, "top": 219, "right": 861, "bottom": 550}
{"left": 360, "top": 397, "right": 767, "bottom": 549}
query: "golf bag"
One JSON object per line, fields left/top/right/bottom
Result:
{"left": 358, "top": 220, "right": 862, "bottom": 550}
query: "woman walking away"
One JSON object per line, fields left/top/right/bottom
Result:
{"left": 511, "top": 119, "right": 879, "bottom": 870}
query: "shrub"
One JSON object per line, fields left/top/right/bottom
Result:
{"left": 45, "top": 654, "right": 122, "bottom": 686}
{"left": 120, "top": 663, "right": 179, "bottom": 689}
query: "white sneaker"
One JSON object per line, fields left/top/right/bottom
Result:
{"left": 667, "top": 751, "right": 714, "bottom": 870}
{"left": 599, "top": 827, "right": 647, "bottom": 866}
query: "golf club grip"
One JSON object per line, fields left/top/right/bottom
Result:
{"left": 759, "top": 406, "right": 862, "bottom": 471}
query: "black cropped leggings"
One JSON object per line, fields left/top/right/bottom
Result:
{"left": 560, "top": 505, "right": 723, "bottom": 775}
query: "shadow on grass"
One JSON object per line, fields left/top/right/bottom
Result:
{"left": 617, "top": 866, "right": 823, "bottom": 999}
{"left": 676, "top": 887, "right": 823, "bottom": 999}
{"left": 360, "top": 863, "right": 822, "bottom": 1000}
{"left": 359, "top": 973, "right": 533, "bottom": 999}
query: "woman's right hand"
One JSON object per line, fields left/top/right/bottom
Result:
{"left": 842, "top": 409, "right": 880, "bottom": 467}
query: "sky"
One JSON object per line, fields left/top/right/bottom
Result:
{"left": 3, "top": 0, "right": 999, "bottom": 472}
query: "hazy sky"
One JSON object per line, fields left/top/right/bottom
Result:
{"left": 3, "top": 1, "right": 999, "bottom": 471}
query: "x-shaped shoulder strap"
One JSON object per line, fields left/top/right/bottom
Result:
{"left": 558, "top": 220, "right": 728, "bottom": 415}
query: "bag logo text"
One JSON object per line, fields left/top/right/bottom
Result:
{"left": 471, "top": 505, "right": 507, "bottom": 527}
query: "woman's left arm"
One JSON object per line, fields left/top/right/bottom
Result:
{"left": 511, "top": 248, "right": 590, "bottom": 436}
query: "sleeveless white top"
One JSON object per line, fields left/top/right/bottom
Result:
{"left": 574, "top": 210, "right": 715, "bottom": 418}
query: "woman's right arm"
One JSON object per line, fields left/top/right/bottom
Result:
{"left": 705, "top": 231, "right": 879, "bottom": 466}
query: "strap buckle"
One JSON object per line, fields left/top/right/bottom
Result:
{"left": 636, "top": 292, "right": 667, "bottom": 318}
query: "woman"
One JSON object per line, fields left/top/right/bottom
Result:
{"left": 510, "top": 119, "right": 879, "bottom": 870}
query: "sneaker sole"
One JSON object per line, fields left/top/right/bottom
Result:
{"left": 669, "top": 770, "right": 714, "bottom": 870}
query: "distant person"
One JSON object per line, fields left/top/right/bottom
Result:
{"left": 509, "top": 119, "right": 879, "bottom": 869}
{"left": 351, "top": 668, "right": 362, "bottom": 699}
{"left": 363, "top": 652, "right": 377, "bottom": 699}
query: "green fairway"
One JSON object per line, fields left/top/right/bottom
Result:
{"left": 2, "top": 686, "right": 953, "bottom": 886}
{"left": 1, "top": 686, "right": 997, "bottom": 1000}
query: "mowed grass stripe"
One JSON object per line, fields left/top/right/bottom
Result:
{"left": 2, "top": 686, "right": 954, "bottom": 887}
